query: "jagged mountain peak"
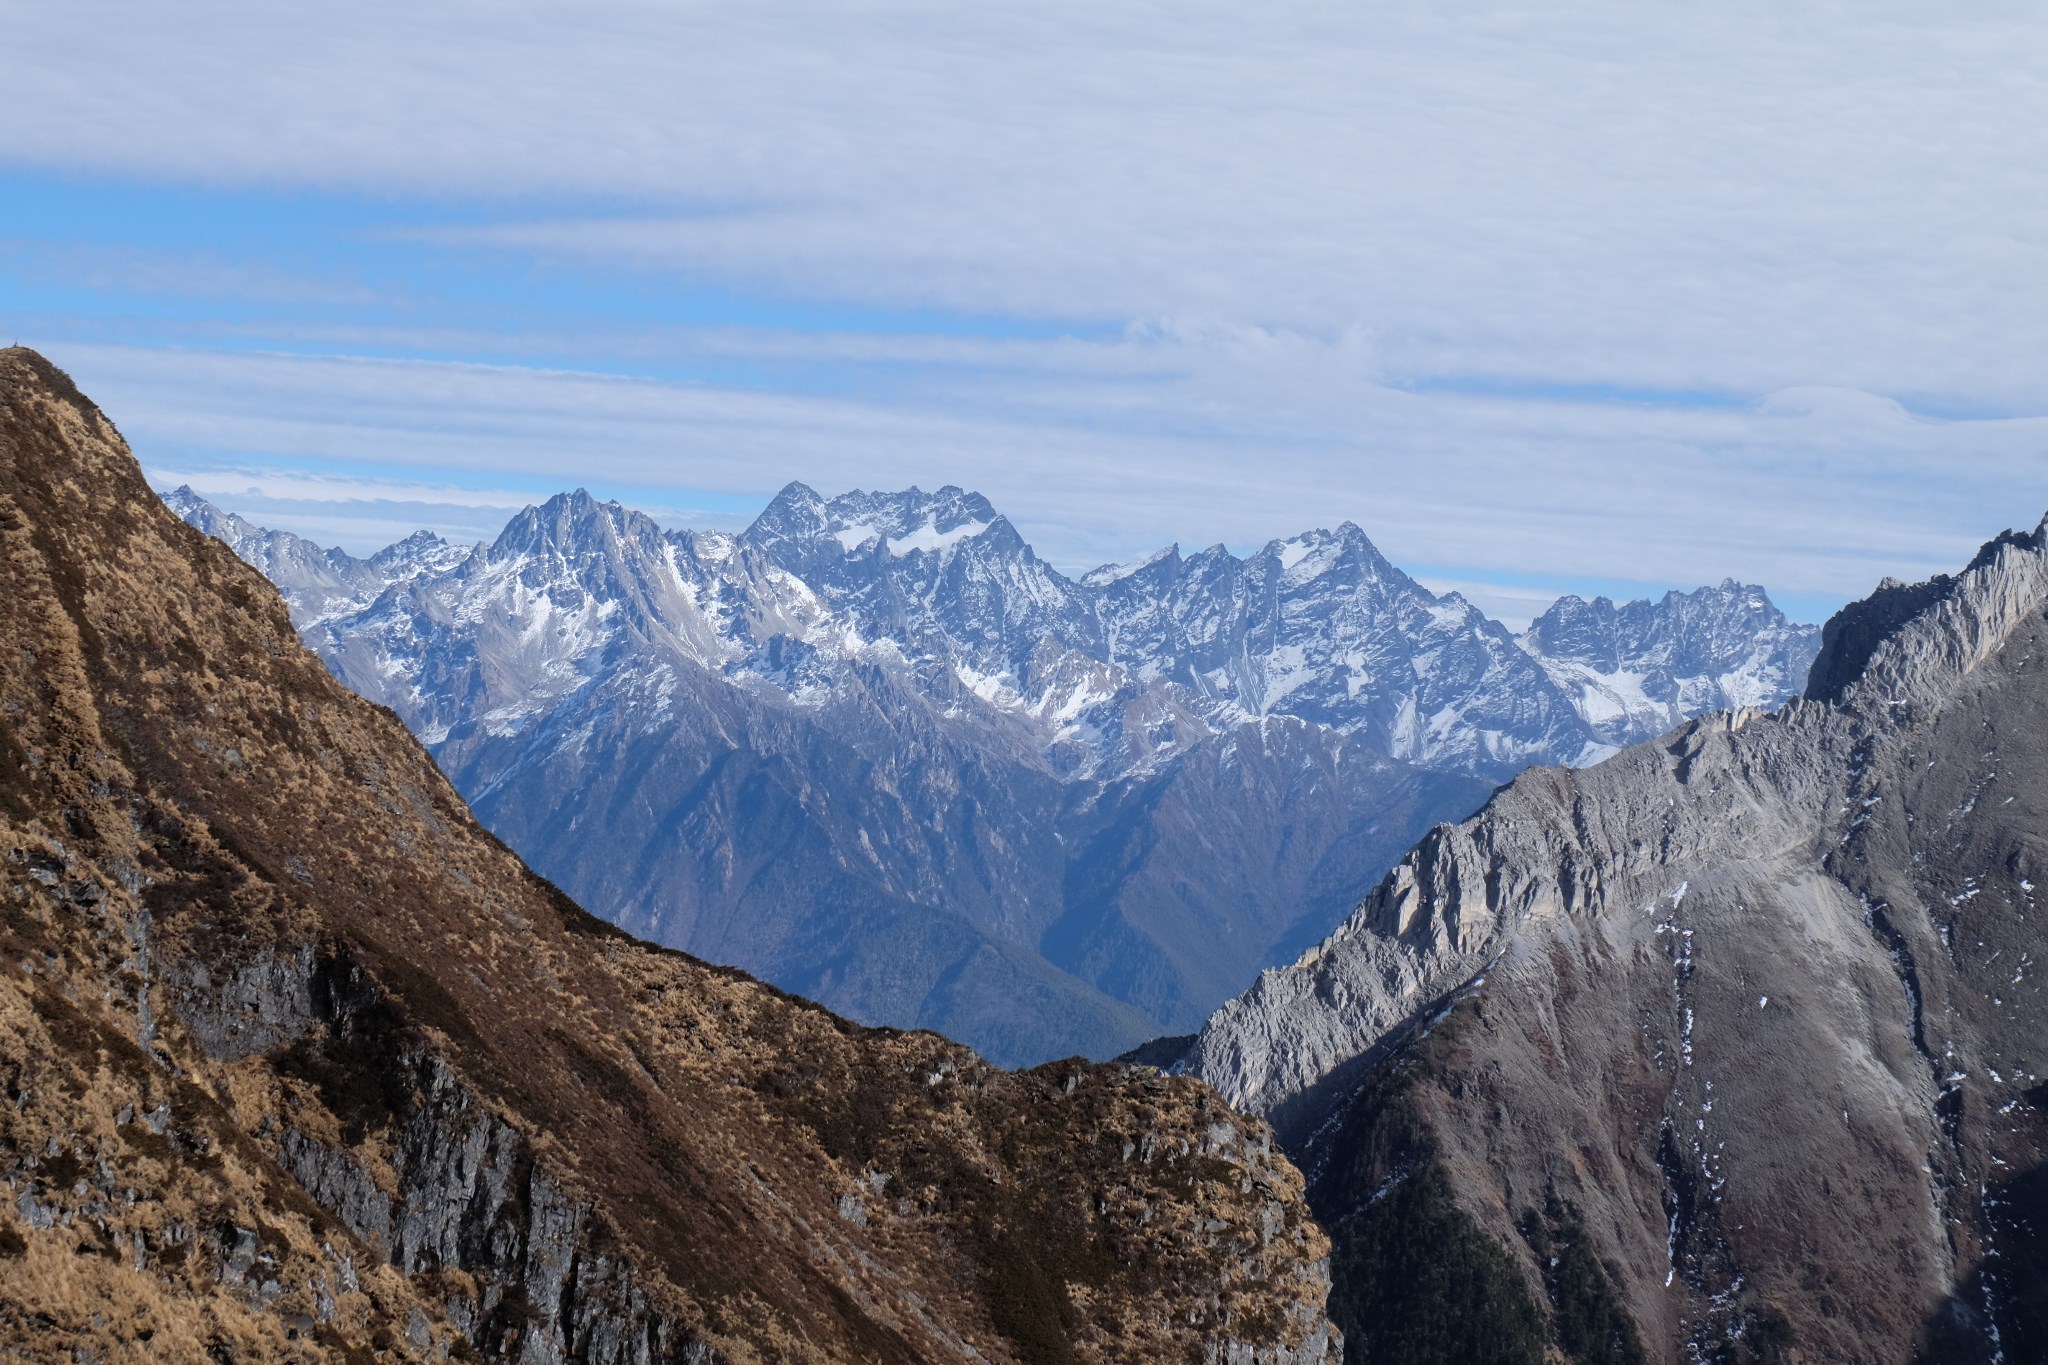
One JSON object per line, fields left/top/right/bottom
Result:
{"left": 490, "top": 486, "right": 667, "bottom": 558}
{"left": 158, "top": 483, "right": 264, "bottom": 545}
{"left": 1523, "top": 581, "right": 1794, "bottom": 663}
{"left": 1088, "top": 521, "right": 1402, "bottom": 588}
{"left": 740, "top": 477, "right": 829, "bottom": 543}
{"left": 1965, "top": 516, "right": 2048, "bottom": 574}
{"left": 1517, "top": 575, "right": 1820, "bottom": 748}
{"left": 374, "top": 526, "right": 451, "bottom": 555}
{"left": 365, "top": 526, "right": 465, "bottom": 579}
{"left": 1257, "top": 520, "right": 1395, "bottom": 572}
{"left": 831, "top": 482, "right": 999, "bottom": 530}
{"left": 1805, "top": 511, "right": 2048, "bottom": 709}
{"left": 1527, "top": 578, "right": 1789, "bottom": 639}
{"left": 161, "top": 481, "right": 211, "bottom": 514}
{"left": 747, "top": 480, "right": 1008, "bottom": 560}
{"left": 1082, "top": 542, "right": 1182, "bottom": 587}
{"left": 1425, "top": 587, "right": 1501, "bottom": 628}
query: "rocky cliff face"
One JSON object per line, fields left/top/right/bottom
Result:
{"left": 0, "top": 348, "right": 1339, "bottom": 1364}
{"left": 163, "top": 478, "right": 1812, "bottom": 1068}
{"left": 1179, "top": 512, "right": 2048, "bottom": 1362}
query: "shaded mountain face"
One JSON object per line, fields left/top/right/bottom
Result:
{"left": 0, "top": 348, "right": 1340, "bottom": 1362}
{"left": 163, "top": 481, "right": 1812, "bottom": 1066}
{"left": 1178, "top": 515, "right": 2048, "bottom": 1363}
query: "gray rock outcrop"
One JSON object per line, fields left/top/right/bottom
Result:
{"left": 1181, "top": 513, "right": 2048, "bottom": 1361}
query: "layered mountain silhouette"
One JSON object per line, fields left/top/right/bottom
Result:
{"left": 0, "top": 348, "right": 1339, "bottom": 1362}
{"left": 1177, "top": 518, "right": 2048, "bottom": 1362}
{"left": 165, "top": 484, "right": 1817, "bottom": 1065}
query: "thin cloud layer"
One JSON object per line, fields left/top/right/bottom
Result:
{"left": 4, "top": 1, "right": 2047, "bottom": 408}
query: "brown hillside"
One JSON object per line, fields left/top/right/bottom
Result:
{"left": 0, "top": 347, "right": 1337, "bottom": 1364}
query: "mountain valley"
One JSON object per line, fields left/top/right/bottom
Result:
{"left": 166, "top": 483, "right": 1816, "bottom": 1066}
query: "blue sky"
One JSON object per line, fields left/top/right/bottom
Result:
{"left": 5, "top": 1, "right": 2047, "bottom": 627}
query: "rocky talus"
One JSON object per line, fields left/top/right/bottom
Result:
{"left": 0, "top": 346, "right": 1339, "bottom": 1362}
{"left": 1181, "top": 514, "right": 2048, "bottom": 1362}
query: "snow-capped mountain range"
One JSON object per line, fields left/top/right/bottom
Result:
{"left": 164, "top": 481, "right": 1818, "bottom": 1063}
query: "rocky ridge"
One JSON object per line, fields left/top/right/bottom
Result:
{"left": 1179, "top": 509, "right": 2048, "bottom": 1361}
{"left": 0, "top": 348, "right": 1338, "bottom": 1364}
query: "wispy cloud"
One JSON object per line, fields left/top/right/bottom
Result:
{"left": 0, "top": 239, "right": 380, "bottom": 308}
{"left": 5, "top": 1, "right": 2048, "bottom": 410}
